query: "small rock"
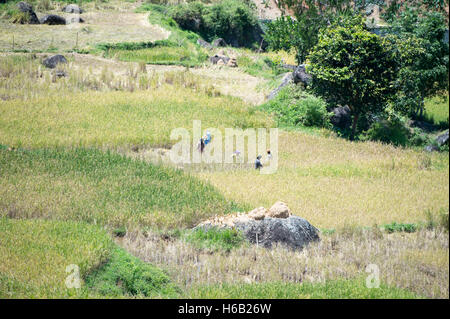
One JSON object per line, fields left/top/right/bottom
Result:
{"left": 40, "top": 14, "right": 66, "bottom": 25}
{"left": 227, "top": 57, "right": 238, "bottom": 67}
{"left": 248, "top": 207, "right": 267, "bottom": 220}
{"left": 209, "top": 55, "right": 230, "bottom": 65}
{"left": 267, "top": 201, "right": 290, "bottom": 219}
{"left": 293, "top": 64, "right": 312, "bottom": 86}
{"left": 62, "top": 4, "right": 83, "bottom": 14}
{"left": 68, "top": 16, "right": 85, "bottom": 24}
{"left": 52, "top": 70, "right": 67, "bottom": 78}
{"left": 42, "top": 55, "right": 67, "bottom": 69}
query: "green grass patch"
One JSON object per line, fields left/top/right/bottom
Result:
{"left": 381, "top": 222, "right": 418, "bottom": 233}
{"left": 188, "top": 278, "right": 420, "bottom": 299}
{"left": 0, "top": 217, "right": 178, "bottom": 298}
{"left": 85, "top": 246, "right": 180, "bottom": 298}
{"left": 0, "top": 217, "right": 111, "bottom": 298}
{"left": 104, "top": 44, "right": 208, "bottom": 67}
{"left": 424, "top": 94, "right": 449, "bottom": 128}
{"left": 237, "top": 54, "right": 287, "bottom": 80}
{"left": 184, "top": 227, "right": 245, "bottom": 252}
{"left": 0, "top": 147, "right": 244, "bottom": 229}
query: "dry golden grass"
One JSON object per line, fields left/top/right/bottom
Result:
{"left": 120, "top": 227, "right": 449, "bottom": 298}
{"left": 196, "top": 131, "right": 449, "bottom": 229}
{"left": 0, "top": 2, "right": 169, "bottom": 52}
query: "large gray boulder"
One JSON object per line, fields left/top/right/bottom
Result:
{"left": 293, "top": 64, "right": 312, "bottom": 86}
{"left": 16, "top": 2, "right": 40, "bottom": 24}
{"left": 42, "top": 55, "right": 67, "bottom": 69}
{"left": 331, "top": 105, "right": 352, "bottom": 129}
{"left": 235, "top": 216, "right": 320, "bottom": 250}
{"left": 40, "top": 14, "right": 66, "bottom": 25}
{"left": 62, "top": 4, "right": 83, "bottom": 14}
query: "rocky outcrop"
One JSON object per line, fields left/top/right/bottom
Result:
{"left": 16, "top": 2, "right": 40, "bottom": 24}
{"left": 267, "top": 72, "right": 293, "bottom": 101}
{"left": 209, "top": 53, "right": 237, "bottom": 67}
{"left": 195, "top": 202, "right": 319, "bottom": 250}
{"left": 212, "top": 38, "right": 227, "bottom": 47}
{"left": 210, "top": 54, "right": 230, "bottom": 65}
{"left": 42, "top": 55, "right": 67, "bottom": 69}
{"left": 436, "top": 130, "right": 449, "bottom": 146}
{"left": 425, "top": 130, "right": 449, "bottom": 152}
{"left": 197, "top": 39, "right": 212, "bottom": 50}
{"left": 40, "top": 14, "right": 66, "bottom": 25}
{"left": 293, "top": 64, "right": 312, "bottom": 86}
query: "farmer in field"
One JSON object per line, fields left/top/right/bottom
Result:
{"left": 204, "top": 131, "right": 212, "bottom": 146}
{"left": 255, "top": 155, "right": 263, "bottom": 170}
{"left": 198, "top": 137, "right": 205, "bottom": 153}
{"left": 198, "top": 131, "right": 211, "bottom": 154}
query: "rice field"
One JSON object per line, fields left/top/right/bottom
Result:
{"left": 195, "top": 131, "right": 449, "bottom": 229}
{"left": 0, "top": 1, "right": 448, "bottom": 299}
{"left": 0, "top": 1, "right": 169, "bottom": 52}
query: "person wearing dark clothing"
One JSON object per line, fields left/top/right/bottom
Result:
{"left": 198, "top": 138, "right": 205, "bottom": 153}
{"left": 255, "top": 155, "right": 263, "bottom": 170}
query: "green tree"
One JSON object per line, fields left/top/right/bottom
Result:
{"left": 265, "top": 0, "right": 358, "bottom": 63}
{"left": 386, "top": 8, "right": 449, "bottom": 118}
{"left": 307, "top": 24, "right": 398, "bottom": 139}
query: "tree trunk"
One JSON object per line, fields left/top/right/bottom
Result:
{"left": 350, "top": 113, "right": 360, "bottom": 141}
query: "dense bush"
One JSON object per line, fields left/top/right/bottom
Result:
{"left": 362, "top": 119, "right": 410, "bottom": 146}
{"left": 169, "top": 0, "right": 261, "bottom": 48}
{"left": 360, "top": 109, "right": 412, "bottom": 146}
{"left": 262, "top": 84, "right": 331, "bottom": 128}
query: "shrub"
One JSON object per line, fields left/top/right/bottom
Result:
{"left": 382, "top": 222, "right": 418, "bottom": 233}
{"left": 262, "top": 84, "right": 331, "bottom": 128}
{"left": 362, "top": 119, "right": 410, "bottom": 146}
{"left": 169, "top": 0, "right": 260, "bottom": 48}
{"left": 85, "top": 247, "right": 179, "bottom": 297}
